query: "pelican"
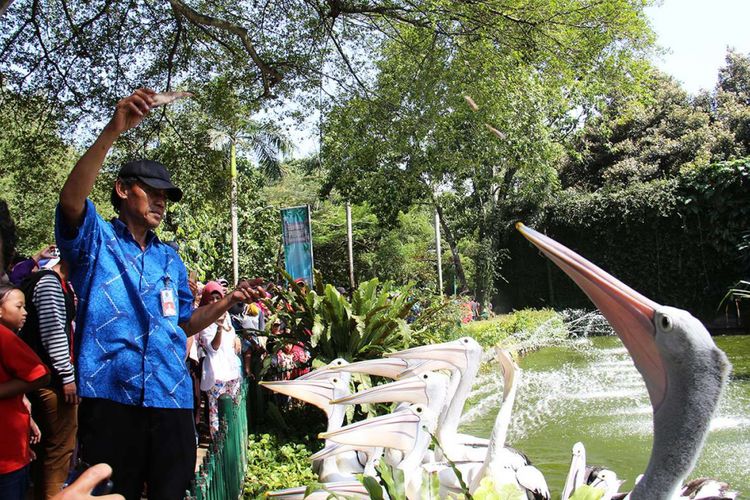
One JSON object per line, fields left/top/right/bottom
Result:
{"left": 336, "top": 357, "right": 427, "bottom": 379}
{"left": 679, "top": 478, "right": 738, "bottom": 499}
{"left": 259, "top": 372, "right": 362, "bottom": 480}
{"left": 330, "top": 370, "right": 449, "bottom": 464}
{"left": 387, "top": 337, "right": 489, "bottom": 460}
{"left": 561, "top": 442, "right": 587, "bottom": 500}
{"left": 320, "top": 404, "right": 438, "bottom": 499}
{"left": 309, "top": 443, "right": 382, "bottom": 476}
{"left": 430, "top": 348, "right": 549, "bottom": 499}
{"left": 585, "top": 467, "right": 625, "bottom": 500}
{"left": 516, "top": 223, "right": 731, "bottom": 500}
{"left": 331, "top": 371, "right": 449, "bottom": 420}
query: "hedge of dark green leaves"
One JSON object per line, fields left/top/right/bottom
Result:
{"left": 501, "top": 158, "right": 750, "bottom": 321}
{"left": 243, "top": 433, "right": 318, "bottom": 498}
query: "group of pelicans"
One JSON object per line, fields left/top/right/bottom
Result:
{"left": 259, "top": 224, "right": 737, "bottom": 500}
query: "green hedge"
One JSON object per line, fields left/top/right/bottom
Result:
{"left": 463, "top": 309, "right": 567, "bottom": 348}
{"left": 243, "top": 433, "right": 318, "bottom": 499}
{"left": 501, "top": 158, "right": 750, "bottom": 320}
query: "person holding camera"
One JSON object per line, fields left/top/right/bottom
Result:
{"left": 56, "top": 88, "right": 263, "bottom": 499}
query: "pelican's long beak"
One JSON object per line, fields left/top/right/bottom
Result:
{"left": 387, "top": 340, "right": 473, "bottom": 371}
{"left": 396, "top": 358, "right": 455, "bottom": 379}
{"left": 337, "top": 358, "right": 413, "bottom": 379}
{"left": 320, "top": 408, "right": 421, "bottom": 450}
{"left": 309, "top": 442, "right": 357, "bottom": 462}
{"left": 259, "top": 379, "right": 336, "bottom": 416}
{"left": 517, "top": 223, "right": 667, "bottom": 410}
{"left": 331, "top": 375, "right": 429, "bottom": 405}
{"left": 561, "top": 442, "right": 587, "bottom": 500}
{"left": 266, "top": 482, "right": 368, "bottom": 499}
{"left": 494, "top": 348, "right": 517, "bottom": 401}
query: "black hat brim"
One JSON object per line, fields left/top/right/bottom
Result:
{"left": 137, "top": 176, "right": 183, "bottom": 202}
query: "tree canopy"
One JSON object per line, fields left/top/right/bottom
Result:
{"left": 2, "top": 0, "right": 655, "bottom": 129}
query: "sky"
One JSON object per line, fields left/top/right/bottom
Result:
{"left": 289, "top": 1, "right": 750, "bottom": 158}
{"left": 645, "top": 0, "right": 750, "bottom": 94}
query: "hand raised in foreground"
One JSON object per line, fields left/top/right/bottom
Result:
{"left": 230, "top": 279, "right": 265, "bottom": 305}
{"left": 106, "top": 88, "right": 155, "bottom": 134}
{"left": 51, "top": 464, "right": 123, "bottom": 500}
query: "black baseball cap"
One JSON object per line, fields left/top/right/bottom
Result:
{"left": 118, "top": 159, "right": 183, "bottom": 202}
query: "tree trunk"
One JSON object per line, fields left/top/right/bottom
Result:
{"left": 230, "top": 141, "right": 239, "bottom": 286}
{"left": 346, "top": 202, "right": 355, "bottom": 290}
{"left": 434, "top": 202, "right": 469, "bottom": 294}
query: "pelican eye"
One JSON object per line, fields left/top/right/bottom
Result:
{"left": 416, "top": 407, "right": 422, "bottom": 413}
{"left": 659, "top": 314, "right": 674, "bottom": 332}
{"left": 332, "top": 378, "right": 339, "bottom": 383}
{"left": 422, "top": 374, "right": 428, "bottom": 379}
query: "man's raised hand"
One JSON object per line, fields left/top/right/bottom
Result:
{"left": 107, "top": 88, "right": 156, "bottom": 134}
{"left": 231, "top": 279, "right": 265, "bottom": 304}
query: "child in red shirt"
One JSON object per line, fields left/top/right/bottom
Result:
{"left": 0, "top": 284, "right": 50, "bottom": 500}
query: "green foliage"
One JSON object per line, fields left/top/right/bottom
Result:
{"left": 409, "top": 293, "right": 466, "bottom": 345}
{"left": 361, "top": 474, "right": 387, "bottom": 500}
{"left": 560, "top": 69, "right": 732, "bottom": 189}
{"left": 463, "top": 309, "right": 567, "bottom": 348}
{"left": 320, "top": 3, "right": 654, "bottom": 306}
{"left": 568, "top": 485, "right": 606, "bottom": 500}
{"left": 562, "top": 51, "right": 750, "bottom": 190}
{"left": 268, "top": 274, "right": 416, "bottom": 364}
{"left": 473, "top": 478, "right": 526, "bottom": 500}
{"left": 0, "top": 91, "right": 77, "bottom": 258}
{"left": 504, "top": 158, "right": 750, "bottom": 319}
{"left": 242, "top": 433, "right": 318, "bottom": 498}
{"left": 374, "top": 461, "right": 407, "bottom": 500}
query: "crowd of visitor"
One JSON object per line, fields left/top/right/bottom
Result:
{"left": 0, "top": 88, "right": 312, "bottom": 500}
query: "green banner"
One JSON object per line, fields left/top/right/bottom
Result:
{"left": 281, "top": 205, "right": 314, "bottom": 285}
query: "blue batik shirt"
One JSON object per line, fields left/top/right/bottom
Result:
{"left": 55, "top": 199, "right": 194, "bottom": 408}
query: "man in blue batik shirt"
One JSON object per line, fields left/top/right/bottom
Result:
{"left": 56, "top": 88, "right": 262, "bottom": 499}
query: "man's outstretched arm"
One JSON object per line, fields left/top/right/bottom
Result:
{"left": 180, "top": 281, "right": 262, "bottom": 336}
{"left": 59, "top": 89, "right": 155, "bottom": 228}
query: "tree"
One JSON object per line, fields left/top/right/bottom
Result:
{"left": 1, "top": 0, "right": 656, "bottom": 133}
{"left": 0, "top": 90, "right": 77, "bottom": 257}
{"left": 202, "top": 77, "right": 292, "bottom": 284}
{"left": 321, "top": 6, "right": 653, "bottom": 307}
{"left": 560, "top": 54, "right": 750, "bottom": 190}
{"left": 561, "top": 70, "right": 722, "bottom": 189}
{"left": 714, "top": 49, "right": 750, "bottom": 154}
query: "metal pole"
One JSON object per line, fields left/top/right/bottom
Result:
{"left": 230, "top": 141, "right": 239, "bottom": 286}
{"left": 346, "top": 202, "right": 355, "bottom": 290}
{"left": 435, "top": 209, "right": 443, "bottom": 295}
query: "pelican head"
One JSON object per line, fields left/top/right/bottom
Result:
{"left": 516, "top": 223, "right": 731, "bottom": 499}
{"left": 561, "top": 442, "right": 587, "bottom": 500}
{"left": 387, "top": 337, "right": 482, "bottom": 373}
{"left": 331, "top": 371, "right": 449, "bottom": 410}
{"left": 334, "top": 357, "right": 422, "bottom": 379}
{"left": 259, "top": 372, "right": 351, "bottom": 419}
{"left": 320, "top": 404, "right": 436, "bottom": 454}
{"left": 296, "top": 357, "right": 350, "bottom": 381}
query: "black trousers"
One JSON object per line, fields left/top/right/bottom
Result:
{"left": 78, "top": 398, "right": 196, "bottom": 500}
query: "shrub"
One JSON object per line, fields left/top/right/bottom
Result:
{"left": 263, "top": 274, "right": 416, "bottom": 364}
{"left": 243, "top": 433, "right": 318, "bottom": 499}
{"left": 409, "top": 293, "right": 466, "bottom": 345}
{"left": 462, "top": 308, "right": 567, "bottom": 348}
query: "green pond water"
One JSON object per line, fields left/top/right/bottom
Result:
{"left": 459, "top": 335, "right": 750, "bottom": 496}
